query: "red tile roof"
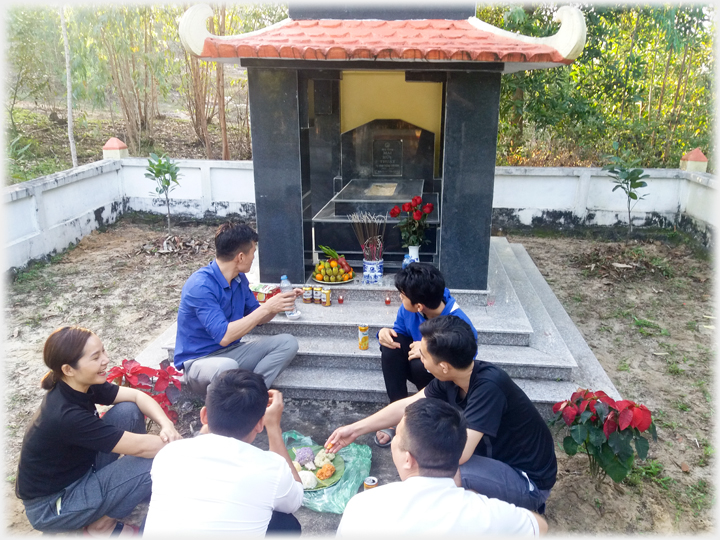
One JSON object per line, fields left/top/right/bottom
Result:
{"left": 201, "top": 19, "right": 572, "bottom": 64}
{"left": 681, "top": 148, "right": 708, "bottom": 162}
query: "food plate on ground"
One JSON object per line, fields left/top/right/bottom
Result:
{"left": 288, "top": 445, "right": 345, "bottom": 491}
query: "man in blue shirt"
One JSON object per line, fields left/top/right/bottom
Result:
{"left": 174, "top": 222, "right": 301, "bottom": 396}
{"left": 375, "top": 263, "right": 477, "bottom": 446}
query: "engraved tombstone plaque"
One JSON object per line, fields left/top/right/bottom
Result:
{"left": 372, "top": 139, "right": 403, "bottom": 177}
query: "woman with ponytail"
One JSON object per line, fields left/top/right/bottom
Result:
{"left": 16, "top": 327, "right": 182, "bottom": 536}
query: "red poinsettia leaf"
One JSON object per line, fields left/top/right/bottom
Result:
{"left": 166, "top": 366, "right": 180, "bottom": 376}
{"left": 579, "top": 399, "right": 589, "bottom": 413}
{"left": 603, "top": 413, "right": 618, "bottom": 439}
{"left": 562, "top": 404, "right": 579, "bottom": 426}
{"left": 615, "top": 400, "right": 634, "bottom": 412}
{"left": 136, "top": 373, "right": 152, "bottom": 385}
{"left": 633, "top": 406, "right": 652, "bottom": 432}
{"left": 166, "top": 410, "right": 178, "bottom": 423}
{"left": 588, "top": 400, "right": 597, "bottom": 414}
{"left": 590, "top": 414, "right": 597, "bottom": 422}
{"left": 552, "top": 400, "right": 568, "bottom": 414}
{"left": 618, "top": 407, "right": 634, "bottom": 430}
{"left": 152, "top": 393, "right": 170, "bottom": 405}
{"left": 123, "top": 359, "right": 140, "bottom": 370}
{"left": 171, "top": 378, "right": 182, "bottom": 391}
{"left": 154, "top": 377, "right": 169, "bottom": 393}
{"left": 136, "top": 366, "right": 158, "bottom": 377}
{"left": 597, "top": 394, "right": 617, "bottom": 409}
{"left": 571, "top": 390, "right": 584, "bottom": 403}
{"left": 125, "top": 374, "right": 139, "bottom": 386}
{"left": 165, "top": 385, "right": 181, "bottom": 405}
{"left": 106, "top": 366, "right": 125, "bottom": 383}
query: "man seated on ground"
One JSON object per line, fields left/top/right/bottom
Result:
{"left": 375, "top": 262, "right": 477, "bottom": 447}
{"left": 327, "top": 315, "right": 556, "bottom": 513}
{"left": 336, "top": 398, "right": 548, "bottom": 536}
{"left": 174, "top": 221, "right": 301, "bottom": 395}
{"left": 143, "top": 369, "right": 303, "bottom": 536}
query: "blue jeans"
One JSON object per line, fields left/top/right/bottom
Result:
{"left": 23, "top": 402, "right": 153, "bottom": 532}
{"left": 460, "top": 454, "right": 551, "bottom": 513}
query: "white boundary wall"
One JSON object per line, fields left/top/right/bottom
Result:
{"left": 4, "top": 160, "right": 715, "bottom": 272}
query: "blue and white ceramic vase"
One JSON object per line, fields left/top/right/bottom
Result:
{"left": 408, "top": 245, "right": 421, "bottom": 264}
{"left": 362, "top": 259, "right": 384, "bottom": 285}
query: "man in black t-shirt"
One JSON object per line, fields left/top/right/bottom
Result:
{"left": 326, "top": 315, "right": 557, "bottom": 513}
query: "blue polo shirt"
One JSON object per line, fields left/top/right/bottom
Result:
{"left": 392, "top": 288, "right": 478, "bottom": 342}
{"left": 174, "top": 260, "right": 260, "bottom": 369}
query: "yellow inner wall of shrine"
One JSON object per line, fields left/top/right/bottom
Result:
{"left": 340, "top": 71, "right": 443, "bottom": 176}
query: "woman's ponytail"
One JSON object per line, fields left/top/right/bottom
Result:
{"left": 40, "top": 370, "right": 58, "bottom": 390}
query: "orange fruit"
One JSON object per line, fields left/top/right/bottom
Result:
{"left": 315, "top": 273, "right": 323, "bottom": 281}
{"left": 330, "top": 260, "right": 338, "bottom": 268}
{"left": 343, "top": 274, "right": 350, "bottom": 281}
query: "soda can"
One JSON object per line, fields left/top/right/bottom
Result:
{"left": 363, "top": 476, "right": 378, "bottom": 490}
{"left": 302, "top": 286, "right": 313, "bottom": 304}
{"left": 358, "top": 324, "right": 369, "bottom": 350}
{"left": 313, "top": 287, "right": 323, "bottom": 304}
{"left": 322, "top": 288, "right": 332, "bottom": 306}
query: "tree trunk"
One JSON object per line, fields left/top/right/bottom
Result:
{"left": 620, "top": 10, "right": 642, "bottom": 121}
{"left": 59, "top": 7, "right": 78, "bottom": 168}
{"left": 650, "top": 49, "right": 673, "bottom": 151}
{"left": 217, "top": 5, "right": 230, "bottom": 160}
{"left": 165, "top": 191, "right": 172, "bottom": 236}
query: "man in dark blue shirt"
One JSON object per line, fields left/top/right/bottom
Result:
{"left": 174, "top": 222, "right": 301, "bottom": 395}
{"left": 326, "top": 315, "right": 556, "bottom": 514}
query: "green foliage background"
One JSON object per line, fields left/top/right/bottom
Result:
{"left": 4, "top": 2, "right": 715, "bottom": 178}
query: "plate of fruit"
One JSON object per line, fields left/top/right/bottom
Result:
{"left": 313, "top": 245, "right": 355, "bottom": 284}
{"left": 289, "top": 445, "right": 345, "bottom": 491}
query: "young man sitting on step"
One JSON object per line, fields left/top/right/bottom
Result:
{"left": 327, "top": 315, "right": 556, "bottom": 514}
{"left": 375, "top": 262, "right": 476, "bottom": 447}
{"left": 174, "top": 222, "right": 302, "bottom": 396}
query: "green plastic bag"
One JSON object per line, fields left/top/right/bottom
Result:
{"left": 283, "top": 430, "right": 371, "bottom": 514}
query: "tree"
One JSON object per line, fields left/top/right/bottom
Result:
{"left": 59, "top": 6, "right": 78, "bottom": 167}
{"left": 145, "top": 153, "right": 181, "bottom": 236}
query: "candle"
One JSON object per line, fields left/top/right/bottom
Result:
{"left": 338, "top": 295, "right": 344, "bottom": 304}
{"left": 385, "top": 296, "right": 391, "bottom": 305}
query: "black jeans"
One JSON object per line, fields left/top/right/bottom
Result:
{"left": 380, "top": 333, "right": 434, "bottom": 402}
{"left": 266, "top": 511, "right": 301, "bottom": 535}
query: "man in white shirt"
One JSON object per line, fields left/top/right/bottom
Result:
{"left": 143, "top": 369, "right": 303, "bottom": 536}
{"left": 336, "top": 398, "right": 548, "bottom": 536}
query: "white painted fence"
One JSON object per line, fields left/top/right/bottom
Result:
{"left": 4, "top": 159, "right": 715, "bottom": 272}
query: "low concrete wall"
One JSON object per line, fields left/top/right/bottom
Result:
{"left": 4, "top": 161, "right": 715, "bottom": 272}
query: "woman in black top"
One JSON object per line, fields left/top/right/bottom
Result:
{"left": 16, "top": 326, "right": 182, "bottom": 535}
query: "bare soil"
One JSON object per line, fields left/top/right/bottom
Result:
{"left": 3, "top": 217, "right": 715, "bottom": 534}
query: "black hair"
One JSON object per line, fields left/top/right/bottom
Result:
{"left": 401, "top": 398, "right": 467, "bottom": 477}
{"left": 419, "top": 315, "right": 477, "bottom": 369}
{"left": 41, "top": 326, "right": 95, "bottom": 390}
{"left": 214, "top": 222, "right": 259, "bottom": 262}
{"left": 205, "top": 369, "right": 268, "bottom": 439}
{"left": 394, "top": 262, "right": 445, "bottom": 309}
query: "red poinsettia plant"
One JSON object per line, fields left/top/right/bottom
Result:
{"left": 389, "top": 196, "right": 434, "bottom": 247}
{"left": 107, "top": 359, "right": 182, "bottom": 423}
{"left": 549, "top": 388, "right": 657, "bottom": 486}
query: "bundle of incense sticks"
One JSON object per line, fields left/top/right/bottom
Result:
{"left": 348, "top": 212, "right": 387, "bottom": 261}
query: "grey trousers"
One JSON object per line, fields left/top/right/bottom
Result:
{"left": 183, "top": 334, "right": 298, "bottom": 395}
{"left": 22, "top": 402, "right": 153, "bottom": 532}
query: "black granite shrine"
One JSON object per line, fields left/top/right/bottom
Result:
{"left": 244, "top": 1, "right": 509, "bottom": 288}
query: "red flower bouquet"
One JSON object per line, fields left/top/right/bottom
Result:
{"left": 389, "top": 196, "right": 434, "bottom": 247}
{"left": 549, "top": 388, "right": 657, "bottom": 486}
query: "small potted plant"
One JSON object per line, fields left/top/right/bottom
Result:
{"left": 390, "top": 196, "right": 434, "bottom": 263}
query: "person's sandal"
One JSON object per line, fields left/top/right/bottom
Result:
{"left": 373, "top": 427, "right": 396, "bottom": 448}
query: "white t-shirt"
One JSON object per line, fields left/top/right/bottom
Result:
{"left": 143, "top": 433, "right": 303, "bottom": 536}
{"left": 336, "top": 476, "right": 540, "bottom": 536}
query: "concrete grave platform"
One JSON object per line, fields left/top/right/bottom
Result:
{"left": 138, "top": 237, "right": 620, "bottom": 418}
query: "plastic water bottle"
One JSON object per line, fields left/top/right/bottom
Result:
{"left": 401, "top": 254, "right": 412, "bottom": 269}
{"left": 280, "top": 275, "right": 299, "bottom": 318}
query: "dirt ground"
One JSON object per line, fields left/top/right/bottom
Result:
{"left": 3, "top": 216, "right": 715, "bottom": 535}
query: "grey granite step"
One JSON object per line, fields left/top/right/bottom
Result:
{"left": 288, "top": 335, "right": 574, "bottom": 380}
{"left": 272, "top": 366, "right": 578, "bottom": 419}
